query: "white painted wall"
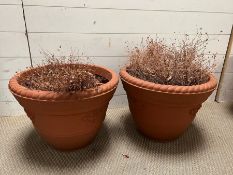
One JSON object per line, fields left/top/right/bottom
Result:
{"left": 0, "top": 4, "right": 31, "bottom": 116}
{"left": 0, "top": 0, "right": 233, "bottom": 116}
{"left": 0, "top": 0, "right": 21, "bottom": 5}
{"left": 23, "top": 0, "right": 233, "bottom": 14}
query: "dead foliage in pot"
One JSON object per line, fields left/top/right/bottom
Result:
{"left": 17, "top": 52, "right": 109, "bottom": 92}
{"left": 126, "top": 32, "right": 216, "bottom": 86}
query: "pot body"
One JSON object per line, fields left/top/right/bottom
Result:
{"left": 120, "top": 69, "right": 217, "bottom": 140}
{"left": 9, "top": 65, "right": 118, "bottom": 150}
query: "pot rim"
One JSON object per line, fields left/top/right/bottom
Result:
{"left": 9, "top": 64, "right": 119, "bottom": 101}
{"left": 120, "top": 68, "right": 217, "bottom": 94}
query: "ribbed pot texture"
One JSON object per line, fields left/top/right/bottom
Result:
{"left": 120, "top": 69, "right": 217, "bottom": 140}
{"left": 9, "top": 65, "right": 119, "bottom": 150}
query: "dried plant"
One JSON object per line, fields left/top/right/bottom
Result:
{"left": 126, "top": 33, "right": 216, "bottom": 86}
{"left": 18, "top": 52, "right": 108, "bottom": 92}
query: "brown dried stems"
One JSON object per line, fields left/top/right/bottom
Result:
{"left": 18, "top": 53, "right": 108, "bottom": 92}
{"left": 126, "top": 33, "right": 216, "bottom": 86}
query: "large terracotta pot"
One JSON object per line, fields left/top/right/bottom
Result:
{"left": 120, "top": 69, "right": 217, "bottom": 140}
{"left": 9, "top": 65, "right": 118, "bottom": 150}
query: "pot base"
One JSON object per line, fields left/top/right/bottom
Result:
{"left": 37, "top": 130, "right": 98, "bottom": 151}
{"left": 136, "top": 127, "right": 185, "bottom": 141}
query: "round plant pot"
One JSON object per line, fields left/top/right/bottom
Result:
{"left": 9, "top": 65, "right": 118, "bottom": 150}
{"left": 120, "top": 69, "right": 217, "bottom": 140}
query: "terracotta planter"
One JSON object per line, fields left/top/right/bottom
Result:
{"left": 120, "top": 69, "right": 217, "bottom": 140}
{"left": 9, "top": 65, "right": 118, "bottom": 150}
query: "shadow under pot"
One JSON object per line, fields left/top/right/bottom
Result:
{"left": 120, "top": 68, "right": 217, "bottom": 140}
{"left": 9, "top": 64, "right": 118, "bottom": 150}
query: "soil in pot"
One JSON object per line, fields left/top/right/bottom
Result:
{"left": 121, "top": 34, "right": 217, "bottom": 140}
{"left": 18, "top": 63, "right": 109, "bottom": 92}
{"left": 9, "top": 56, "right": 118, "bottom": 150}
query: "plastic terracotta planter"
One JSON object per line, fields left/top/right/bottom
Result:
{"left": 9, "top": 65, "right": 118, "bottom": 150}
{"left": 120, "top": 68, "right": 217, "bottom": 140}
